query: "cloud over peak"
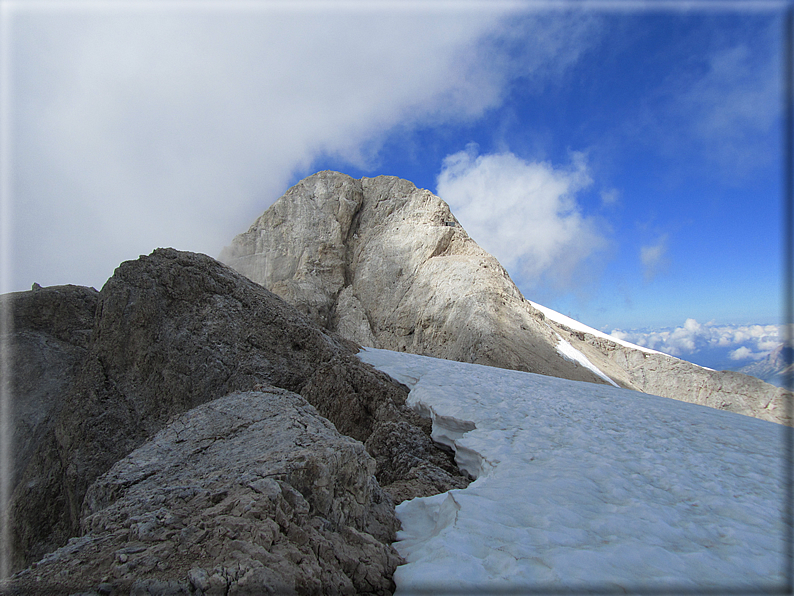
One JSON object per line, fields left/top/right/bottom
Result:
{"left": 15, "top": 6, "right": 599, "bottom": 291}
{"left": 436, "top": 145, "right": 608, "bottom": 291}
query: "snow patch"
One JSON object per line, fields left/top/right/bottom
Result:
{"left": 358, "top": 347, "right": 786, "bottom": 593}
{"left": 553, "top": 332, "right": 620, "bottom": 387}
{"left": 357, "top": 347, "right": 490, "bottom": 477}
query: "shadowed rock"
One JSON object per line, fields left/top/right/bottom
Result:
{"left": 7, "top": 389, "right": 402, "bottom": 595}
{"left": 5, "top": 248, "right": 467, "bottom": 580}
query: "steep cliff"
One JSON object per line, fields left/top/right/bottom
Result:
{"left": 220, "top": 171, "right": 609, "bottom": 385}
{"left": 221, "top": 171, "right": 789, "bottom": 426}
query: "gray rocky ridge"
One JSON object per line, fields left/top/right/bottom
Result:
{"left": 4, "top": 248, "right": 468, "bottom": 593}
{"left": 221, "top": 170, "right": 790, "bottom": 425}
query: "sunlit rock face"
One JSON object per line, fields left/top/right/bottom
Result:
{"left": 221, "top": 171, "right": 790, "bottom": 426}
{"left": 220, "top": 171, "right": 607, "bottom": 385}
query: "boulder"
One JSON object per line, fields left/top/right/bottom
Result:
{"left": 6, "top": 389, "right": 401, "bottom": 596}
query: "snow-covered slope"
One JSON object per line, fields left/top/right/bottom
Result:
{"left": 528, "top": 300, "right": 663, "bottom": 356}
{"left": 358, "top": 348, "right": 787, "bottom": 594}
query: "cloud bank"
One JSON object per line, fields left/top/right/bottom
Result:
{"left": 5, "top": 4, "right": 603, "bottom": 293}
{"left": 436, "top": 145, "right": 608, "bottom": 290}
{"left": 610, "top": 319, "right": 784, "bottom": 368}
{"left": 6, "top": 7, "right": 497, "bottom": 289}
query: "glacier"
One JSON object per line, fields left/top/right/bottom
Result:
{"left": 358, "top": 347, "right": 789, "bottom": 594}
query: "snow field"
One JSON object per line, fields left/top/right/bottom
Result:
{"left": 358, "top": 347, "right": 788, "bottom": 594}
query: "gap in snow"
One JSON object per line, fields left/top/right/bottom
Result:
{"left": 357, "top": 347, "right": 787, "bottom": 594}
{"left": 358, "top": 347, "right": 488, "bottom": 479}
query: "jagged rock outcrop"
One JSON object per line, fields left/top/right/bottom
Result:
{"left": 221, "top": 171, "right": 790, "bottom": 426}
{"left": 6, "top": 389, "right": 401, "bottom": 596}
{"left": 6, "top": 284, "right": 99, "bottom": 566}
{"left": 5, "top": 248, "right": 468, "bottom": 581}
{"left": 8, "top": 284, "right": 97, "bottom": 483}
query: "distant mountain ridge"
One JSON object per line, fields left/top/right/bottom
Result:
{"left": 738, "top": 344, "right": 794, "bottom": 388}
{"left": 221, "top": 170, "right": 790, "bottom": 425}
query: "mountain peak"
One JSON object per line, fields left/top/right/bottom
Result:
{"left": 221, "top": 172, "right": 790, "bottom": 425}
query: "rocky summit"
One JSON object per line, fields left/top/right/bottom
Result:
{"left": 4, "top": 248, "right": 468, "bottom": 594}
{"left": 220, "top": 171, "right": 609, "bottom": 384}
{"left": 221, "top": 170, "right": 790, "bottom": 425}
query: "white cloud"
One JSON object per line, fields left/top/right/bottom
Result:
{"left": 729, "top": 346, "right": 764, "bottom": 362}
{"left": 6, "top": 5, "right": 600, "bottom": 292}
{"left": 639, "top": 234, "right": 668, "bottom": 281}
{"left": 436, "top": 145, "right": 608, "bottom": 290}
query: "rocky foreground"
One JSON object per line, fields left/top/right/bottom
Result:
{"left": 4, "top": 248, "right": 468, "bottom": 595}
{"left": 221, "top": 170, "right": 790, "bottom": 424}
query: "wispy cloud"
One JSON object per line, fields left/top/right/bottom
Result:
{"left": 600, "top": 188, "right": 620, "bottom": 207}
{"left": 436, "top": 144, "right": 609, "bottom": 290}
{"left": 639, "top": 233, "right": 668, "bottom": 281}
{"left": 677, "top": 39, "right": 779, "bottom": 177}
{"left": 634, "top": 20, "right": 780, "bottom": 180}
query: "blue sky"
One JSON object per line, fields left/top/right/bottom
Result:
{"left": 1, "top": 1, "right": 788, "bottom": 369}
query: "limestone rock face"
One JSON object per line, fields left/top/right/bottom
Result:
{"left": 6, "top": 248, "right": 467, "bottom": 575}
{"left": 221, "top": 171, "right": 790, "bottom": 426}
{"left": 221, "top": 172, "right": 608, "bottom": 385}
{"left": 7, "top": 389, "right": 401, "bottom": 596}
